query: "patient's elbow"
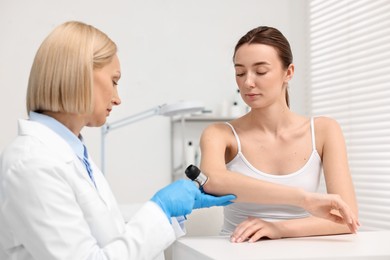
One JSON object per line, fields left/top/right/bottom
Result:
{"left": 202, "top": 174, "right": 228, "bottom": 196}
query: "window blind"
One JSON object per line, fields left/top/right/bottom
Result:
{"left": 308, "top": 0, "right": 390, "bottom": 230}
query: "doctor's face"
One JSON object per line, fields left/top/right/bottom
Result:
{"left": 88, "top": 54, "right": 122, "bottom": 127}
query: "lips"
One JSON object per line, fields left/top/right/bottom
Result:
{"left": 245, "top": 93, "right": 260, "bottom": 101}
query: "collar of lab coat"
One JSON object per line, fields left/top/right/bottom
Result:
{"left": 29, "top": 111, "right": 86, "bottom": 161}
{"left": 17, "top": 119, "right": 112, "bottom": 204}
{"left": 18, "top": 119, "right": 75, "bottom": 163}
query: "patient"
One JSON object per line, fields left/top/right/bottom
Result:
{"left": 199, "top": 26, "right": 359, "bottom": 243}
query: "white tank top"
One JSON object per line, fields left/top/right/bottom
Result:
{"left": 221, "top": 117, "right": 322, "bottom": 235}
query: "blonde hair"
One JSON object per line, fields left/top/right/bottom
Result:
{"left": 26, "top": 21, "right": 117, "bottom": 114}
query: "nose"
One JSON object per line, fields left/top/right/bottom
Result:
{"left": 244, "top": 73, "right": 255, "bottom": 89}
{"left": 112, "top": 88, "right": 121, "bottom": 106}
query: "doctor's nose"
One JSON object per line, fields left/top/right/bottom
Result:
{"left": 112, "top": 89, "right": 121, "bottom": 106}
{"left": 112, "top": 96, "right": 121, "bottom": 106}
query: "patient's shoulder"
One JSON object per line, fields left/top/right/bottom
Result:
{"left": 313, "top": 116, "right": 342, "bottom": 132}
{"left": 202, "top": 122, "right": 233, "bottom": 137}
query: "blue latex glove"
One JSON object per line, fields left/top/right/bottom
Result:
{"left": 151, "top": 179, "right": 236, "bottom": 220}
{"left": 151, "top": 180, "right": 197, "bottom": 219}
{"left": 194, "top": 192, "right": 236, "bottom": 209}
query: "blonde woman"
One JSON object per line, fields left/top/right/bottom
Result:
{"left": 0, "top": 21, "right": 235, "bottom": 259}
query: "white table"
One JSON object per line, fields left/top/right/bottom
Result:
{"left": 172, "top": 231, "right": 390, "bottom": 260}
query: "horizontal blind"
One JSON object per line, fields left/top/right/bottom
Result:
{"left": 308, "top": 0, "right": 390, "bottom": 230}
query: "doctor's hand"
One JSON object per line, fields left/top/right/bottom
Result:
{"left": 151, "top": 179, "right": 236, "bottom": 220}
{"left": 194, "top": 190, "right": 236, "bottom": 209}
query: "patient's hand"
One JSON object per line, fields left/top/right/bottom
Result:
{"left": 230, "top": 217, "right": 281, "bottom": 243}
{"left": 303, "top": 192, "right": 359, "bottom": 233}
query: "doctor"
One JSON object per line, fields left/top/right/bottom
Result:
{"left": 0, "top": 21, "right": 358, "bottom": 259}
{"left": 0, "top": 21, "right": 235, "bottom": 260}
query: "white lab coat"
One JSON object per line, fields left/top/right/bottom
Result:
{"left": 0, "top": 119, "right": 180, "bottom": 259}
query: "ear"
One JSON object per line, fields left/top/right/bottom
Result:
{"left": 284, "top": 63, "right": 294, "bottom": 83}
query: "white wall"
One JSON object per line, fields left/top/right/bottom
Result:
{"left": 0, "top": 0, "right": 307, "bottom": 204}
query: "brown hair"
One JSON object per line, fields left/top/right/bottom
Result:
{"left": 233, "top": 26, "right": 293, "bottom": 107}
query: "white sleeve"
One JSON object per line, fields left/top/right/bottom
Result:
{"left": 171, "top": 216, "right": 187, "bottom": 238}
{"left": 0, "top": 156, "right": 177, "bottom": 260}
{"left": 103, "top": 201, "right": 177, "bottom": 260}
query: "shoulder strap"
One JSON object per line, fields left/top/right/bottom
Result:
{"left": 310, "top": 117, "right": 316, "bottom": 150}
{"left": 225, "top": 122, "right": 241, "bottom": 153}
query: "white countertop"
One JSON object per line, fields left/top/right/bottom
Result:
{"left": 172, "top": 231, "right": 390, "bottom": 260}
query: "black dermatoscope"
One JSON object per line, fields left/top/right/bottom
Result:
{"left": 185, "top": 164, "right": 208, "bottom": 188}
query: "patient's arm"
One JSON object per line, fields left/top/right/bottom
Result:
{"left": 230, "top": 215, "right": 353, "bottom": 243}
{"left": 199, "top": 123, "right": 358, "bottom": 233}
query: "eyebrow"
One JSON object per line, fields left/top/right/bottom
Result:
{"left": 234, "top": 61, "right": 270, "bottom": 67}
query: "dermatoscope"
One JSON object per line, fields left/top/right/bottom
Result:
{"left": 185, "top": 164, "right": 208, "bottom": 188}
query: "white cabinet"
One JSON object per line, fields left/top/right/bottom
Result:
{"left": 170, "top": 116, "right": 234, "bottom": 181}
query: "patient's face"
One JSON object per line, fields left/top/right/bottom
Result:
{"left": 234, "top": 43, "right": 293, "bottom": 109}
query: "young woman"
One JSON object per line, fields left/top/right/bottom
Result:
{"left": 199, "top": 26, "right": 359, "bottom": 243}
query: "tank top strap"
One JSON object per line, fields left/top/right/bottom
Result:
{"left": 310, "top": 117, "right": 316, "bottom": 151}
{"left": 225, "top": 122, "right": 242, "bottom": 153}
